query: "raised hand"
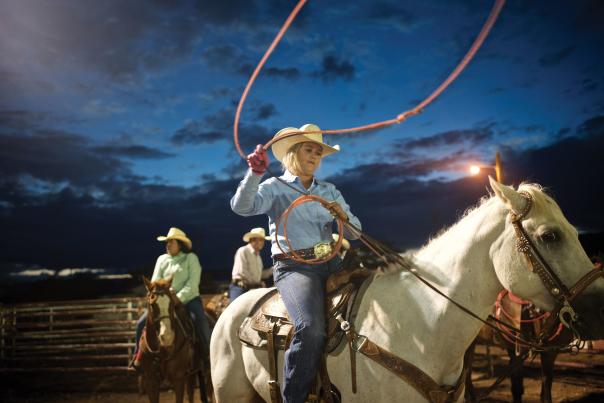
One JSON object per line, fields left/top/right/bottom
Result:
{"left": 247, "top": 144, "right": 269, "bottom": 175}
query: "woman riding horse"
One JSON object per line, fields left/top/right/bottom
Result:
{"left": 231, "top": 124, "right": 362, "bottom": 403}
{"left": 131, "top": 227, "right": 211, "bottom": 369}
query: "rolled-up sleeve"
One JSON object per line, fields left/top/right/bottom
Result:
{"left": 332, "top": 187, "right": 362, "bottom": 240}
{"left": 230, "top": 170, "right": 273, "bottom": 216}
{"left": 176, "top": 254, "right": 201, "bottom": 304}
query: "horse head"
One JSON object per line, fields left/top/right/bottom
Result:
{"left": 489, "top": 177, "right": 604, "bottom": 340}
{"left": 143, "top": 276, "right": 180, "bottom": 348}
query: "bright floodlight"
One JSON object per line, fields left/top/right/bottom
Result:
{"left": 469, "top": 165, "right": 481, "bottom": 175}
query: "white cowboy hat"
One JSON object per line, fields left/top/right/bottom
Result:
{"left": 332, "top": 234, "right": 350, "bottom": 250}
{"left": 271, "top": 123, "right": 340, "bottom": 163}
{"left": 243, "top": 227, "right": 271, "bottom": 243}
{"left": 157, "top": 227, "right": 192, "bottom": 249}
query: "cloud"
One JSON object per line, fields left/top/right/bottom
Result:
{"left": 366, "top": 1, "right": 420, "bottom": 33}
{"left": 324, "top": 116, "right": 604, "bottom": 248}
{"left": 171, "top": 121, "right": 226, "bottom": 145}
{"left": 399, "top": 128, "right": 493, "bottom": 151}
{"left": 0, "top": 130, "right": 130, "bottom": 186}
{"left": 0, "top": 110, "right": 81, "bottom": 132}
{"left": 264, "top": 67, "right": 301, "bottom": 80}
{"left": 538, "top": 45, "right": 576, "bottom": 67}
{"left": 0, "top": 1, "right": 203, "bottom": 82}
{"left": 252, "top": 102, "right": 278, "bottom": 120}
{"left": 499, "top": 116, "right": 604, "bottom": 230}
{"left": 201, "top": 44, "right": 301, "bottom": 80}
{"left": 93, "top": 145, "right": 175, "bottom": 159}
{"left": 196, "top": 0, "right": 310, "bottom": 31}
{"left": 2, "top": 116, "right": 603, "bottom": 277}
{"left": 171, "top": 104, "right": 277, "bottom": 146}
{"left": 200, "top": 44, "right": 245, "bottom": 73}
{"left": 311, "top": 54, "right": 355, "bottom": 82}
{"left": 82, "top": 100, "right": 126, "bottom": 118}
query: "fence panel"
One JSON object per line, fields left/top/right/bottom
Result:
{"left": 0, "top": 297, "right": 145, "bottom": 372}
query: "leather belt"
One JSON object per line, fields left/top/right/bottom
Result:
{"left": 231, "top": 280, "right": 262, "bottom": 290}
{"left": 273, "top": 246, "right": 318, "bottom": 262}
{"left": 273, "top": 242, "right": 335, "bottom": 262}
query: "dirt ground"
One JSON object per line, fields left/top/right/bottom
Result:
{"left": 3, "top": 371, "right": 604, "bottom": 403}
{"left": 3, "top": 348, "right": 604, "bottom": 403}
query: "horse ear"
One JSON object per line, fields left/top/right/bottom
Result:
{"left": 166, "top": 275, "right": 174, "bottom": 288}
{"left": 489, "top": 176, "right": 527, "bottom": 215}
{"left": 143, "top": 276, "right": 153, "bottom": 291}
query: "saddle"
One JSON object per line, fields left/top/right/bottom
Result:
{"left": 238, "top": 266, "right": 374, "bottom": 403}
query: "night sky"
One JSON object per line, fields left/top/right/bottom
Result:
{"left": 1, "top": 0, "right": 603, "bottom": 280}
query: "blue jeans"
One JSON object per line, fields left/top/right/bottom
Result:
{"left": 134, "top": 297, "right": 211, "bottom": 354}
{"left": 273, "top": 256, "right": 342, "bottom": 403}
{"left": 229, "top": 283, "right": 246, "bottom": 301}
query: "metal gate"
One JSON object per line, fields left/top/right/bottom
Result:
{"left": 0, "top": 297, "right": 144, "bottom": 372}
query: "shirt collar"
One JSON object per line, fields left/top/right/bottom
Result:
{"left": 169, "top": 251, "right": 184, "bottom": 260}
{"left": 246, "top": 243, "right": 259, "bottom": 255}
{"left": 281, "top": 170, "right": 321, "bottom": 186}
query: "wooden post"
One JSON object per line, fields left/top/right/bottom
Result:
{"left": 11, "top": 307, "right": 16, "bottom": 358}
{"left": 127, "top": 301, "right": 133, "bottom": 363}
{"left": 0, "top": 304, "right": 4, "bottom": 360}
{"left": 495, "top": 151, "right": 503, "bottom": 183}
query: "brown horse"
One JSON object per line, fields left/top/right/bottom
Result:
{"left": 139, "top": 277, "right": 212, "bottom": 403}
{"left": 465, "top": 290, "right": 572, "bottom": 403}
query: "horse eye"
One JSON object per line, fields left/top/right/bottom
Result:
{"left": 539, "top": 230, "right": 559, "bottom": 243}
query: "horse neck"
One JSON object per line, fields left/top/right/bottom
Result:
{"left": 385, "top": 197, "right": 507, "bottom": 378}
{"left": 145, "top": 307, "right": 162, "bottom": 350}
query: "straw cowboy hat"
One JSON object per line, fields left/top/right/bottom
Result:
{"left": 271, "top": 123, "right": 340, "bottom": 163}
{"left": 332, "top": 234, "right": 350, "bottom": 250}
{"left": 157, "top": 227, "right": 192, "bottom": 249}
{"left": 243, "top": 227, "right": 271, "bottom": 243}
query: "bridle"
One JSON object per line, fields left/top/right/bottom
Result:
{"left": 510, "top": 191, "right": 604, "bottom": 342}
{"left": 144, "top": 286, "right": 192, "bottom": 357}
{"left": 333, "top": 189, "right": 602, "bottom": 354}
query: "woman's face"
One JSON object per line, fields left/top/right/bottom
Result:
{"left": 166, "top": 239, "right": 181, "bottom": 256}
{"left": 296, "top": 142, "right": 323, "bottom": 176}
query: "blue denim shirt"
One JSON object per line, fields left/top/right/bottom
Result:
{"left": 231, "top": 169, "right": 362, "bottom": 256}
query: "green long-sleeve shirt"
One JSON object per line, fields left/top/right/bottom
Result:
{"left": 151, "top": 252, "right": 201, "bottom": 304}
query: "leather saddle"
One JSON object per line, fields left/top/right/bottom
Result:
{"left": 238, "top": 267, "right": 373, "bottom": 354}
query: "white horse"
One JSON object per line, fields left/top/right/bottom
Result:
{"left": 211, "top": 178, "right": 604, "bottom": 402}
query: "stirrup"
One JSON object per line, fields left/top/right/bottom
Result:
{"left": 128, "top": 356, "right": 142, "bottom": 373}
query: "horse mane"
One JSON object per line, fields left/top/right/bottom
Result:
{"left": 425, "top": 182, "right": 550, "bottom": 249}
{"left": 376, "top": 183, "right": 551, "bottom": 276}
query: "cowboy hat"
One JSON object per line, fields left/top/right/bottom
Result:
{"left": 243, "top": 227, "right": 271, "bottom": 243}
{"left": 332, "top": 234, "right": 350, "bottom": 250}
{"left": 271, "top": 123, "right": 340, "bottom": 163}
{"left": 157, "top": 227, "right": 192, "bottom": 249}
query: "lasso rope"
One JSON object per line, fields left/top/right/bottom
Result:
{"left": 234, "top": 0, "right": 506, "bottom": 157}
{"left": 232, "top": 0, "right": 506, "bottom": 264}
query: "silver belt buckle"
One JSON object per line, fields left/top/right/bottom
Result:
{"left": 313, "top": 242, "right": 332, "bottom": 259}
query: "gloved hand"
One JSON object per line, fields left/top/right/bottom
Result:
{"left": 323, "top": 201, "right": 348, "bottom": 221}
{"left": 247, "top": 144, "right": 269, "bottom": 176}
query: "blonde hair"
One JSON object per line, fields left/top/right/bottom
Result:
{"left": 281, "top": 143, "right": 304, "bottom": 175}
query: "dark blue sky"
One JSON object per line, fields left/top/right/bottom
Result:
{"left": 1, "top": 0, "right": 603, "bottom": 277}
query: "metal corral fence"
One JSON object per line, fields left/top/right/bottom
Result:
{"left": 0, "top": 297, "right": 145, "bottom": 373}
